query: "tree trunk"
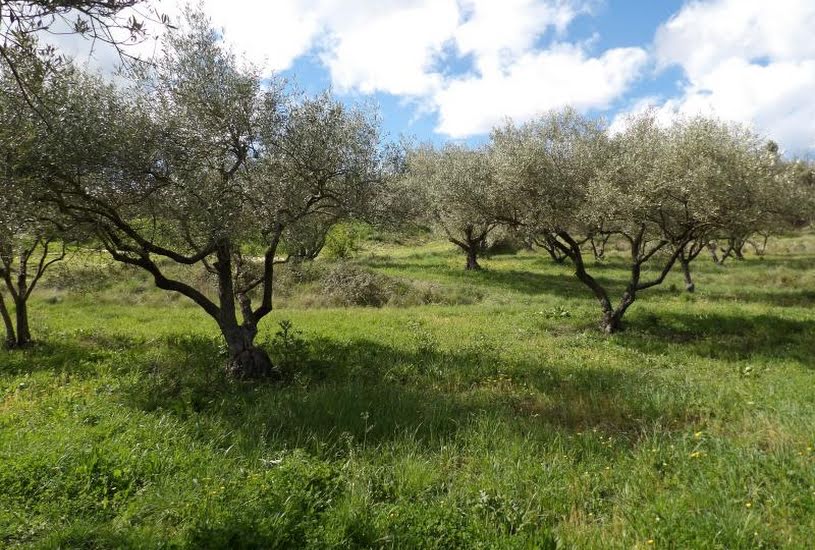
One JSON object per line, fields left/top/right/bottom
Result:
{"left": 537, "top": 238, "right": 567, "bottom": 264}
{"left": 600, "top": 310, "right": 621, "bottom": 334}
{"left": 0, "top": 292, "right": 15, "bottom": 349}
{"left": 551, "top": 231, "right": 624, "bottom": 333}
{"left": 222, "top": 324, "right": 276, "bottom": 380}
{"left": 544, "top": 245, "right": 566, "bottom": 264}
{"left": 590, "top": 235, "right": 609, "bottom": 261}
{"left": 213, "top": 241, "right": 277, "bottom": 380}
{"left": 599, "top": 293, "right": 635, "bottom": 334}
{"left": 707, "top": 243, "right": 722, "bottom": 265}
{"left": 465, "top": 247, "right": 481, "bottom": 270}
{"left": 734, "top": 241, "right": 746, "bottom": 261}
{"left": 14, "top": 298, "right": 31, "bottom": 347}
{"left": 749, "top": 234, "right": 769, "bottom": 257}
{"left": 680, "top": 259, "right": 695, "bottom": 292}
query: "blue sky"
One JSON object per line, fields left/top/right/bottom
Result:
{"left": 299, "top": 0, "right": 689, "bottom": 145}
{"left": 61, "top": 0, "right": 815, "bottom": 152}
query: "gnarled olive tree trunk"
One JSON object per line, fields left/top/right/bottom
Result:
{"left": 221, "top": 323, "right": 274, "bottom": 379}
{"left": 589, "top": 233, "right": 611, "bottom": 262}
{"left": 710, "top": 235, "right": 748, "bottom": 265}
{"left": 105, "top": 235, "right": 282, "bottom": 381}
{"left": 680, "top": 259, "right": 694, "bottom": 293}
{"left": 450, "top": 225, "right": 490, "bottom": 271}
{"left": 535, "top": 236, "right": 568, "bottom": 264}
{"left": 550, "top": 229, "right": 687, "bottom": 333}
{"left": 677, "top": 239, "right": 707, "bottom": 293}
{"left": 0, "top": 291, "right": 15, "bottom": 348}
{"left": 213, "top": 243, "right": 276, "bottom": 379}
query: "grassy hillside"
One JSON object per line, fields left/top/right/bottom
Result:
{"left": 2, "top": 234, "right": 815, "bottom": 548}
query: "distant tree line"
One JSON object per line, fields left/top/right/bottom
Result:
{"left": 1, "top": 5, "right": 813, "bottom": 375}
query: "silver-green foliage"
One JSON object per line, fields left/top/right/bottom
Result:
{"left": 405, "top": 144, "right": 507, "bottom": 269}
{"left": 24, "top": 8, "right": 385, "bottom": 376}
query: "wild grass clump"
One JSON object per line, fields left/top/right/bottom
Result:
{"left": 279, "top": 262, "right": 484, "bottom": 308}
{"left": 321, "top": 262, "right": 396, "bottom": 307}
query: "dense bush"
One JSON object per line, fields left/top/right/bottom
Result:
{"left": 485, "top": 234, "right": 529, "bottom": 256}
{"left": 318, "top": 263, "right": 483, "bottom": 308}
{"left": 322, "top": 222, "right": 373, "bottom": 260}
{"left": 320, "top": 263, "right": 396, "bottom": 307}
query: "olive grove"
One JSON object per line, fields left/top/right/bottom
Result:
{"left": 492, "top": 110, "right": 784, "bottom": 332}
{"left": 1, "top": 5, "right": 813, "bottom": 373}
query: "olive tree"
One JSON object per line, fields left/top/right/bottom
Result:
{"left": 495, "top": 110, "right": 771, "bottom": 332}
{"left": 0, "top": 183, "right": 68, "bottom": 348}
{"left": 665, "top": 119, "right": 780, "bottom": 291}
{"left": 786, "top": 159, "right": 815, "bottom": 227}
{"left": 405, "top": 144, "right": 507, "bottom": 270}
{"left": 0, "top": 60, "right": 72, "bottom": 348}
{"left": 703, "top": 140, "right": 795, "bottom": 265}
{"left": 490, "top": 109, "right": 608, "bottom": 267}
{"left": 32, "top": 12, "right": 383, "bottom": 378}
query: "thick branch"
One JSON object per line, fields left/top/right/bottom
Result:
{"left": 252, "top": 225, "right": 284, "bottom": 321}
{"left": 102, "top": 236, "right": 221, "bottom": 320}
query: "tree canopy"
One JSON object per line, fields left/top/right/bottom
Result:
{"left": 13, "top": 9, "right": 386, "bottom": 376}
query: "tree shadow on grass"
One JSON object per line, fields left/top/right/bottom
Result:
{"left": 703, "top": 288, "right": 815, "bottom": 308}
{"left": 110, "top": 333, "right": 705, "bottom": 455}
{"left": 619, "top": 310, "right": 815, "bottom": 366}
{"left": 0, "top": 333, "right": 134, "bottom": 378}
{"left": 366, "top": 254, "right": 626, "bottom": 299}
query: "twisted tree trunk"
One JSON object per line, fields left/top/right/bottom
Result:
{"left": 534, "top": 236, "right": 567, "bottom": 264}
{"left": 221, "top": 323, "right": 274, "bottom": 380}
{"left": 214, "top": 242, "right": 276, "bottom": 380}
{"left": 465, "top": 247, "right": 481, "bottom": 270}
{"left": 680, "top": 259, "right": 695, "bottom": 292}
{"left": 549, "top": 228, "right": 687, "bottom": 333}
{"left": 600, "top": 293, "right": 635, "bottom": 334}
{"left": 589, "top": 233, "right": 610, "bottom": 261}
{"left": 0, "top": 239, "right": 66, "bottom": 348}
{"left": 733, "top": 240, "right": 746, "bottom": 260}
{"left": 677, "top": 240, "right": 706, "bottom": 293}
{"left": 450, "top": 225, "right": 489, "bottom": 271}
{"left": 14, "top": 299, "right": 31, "bottom": 346}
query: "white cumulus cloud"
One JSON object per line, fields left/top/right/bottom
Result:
{"left": 43, "top": 0, "right": 651, "bottom": 139}
{"left": 436, "top": 43, "right": 647, "bottom": 137}
{"left": 630, "top": 0, "right": 815, "bottom": 151}
{"left": 316, "top": 0, "right": 460, "bottom": 96}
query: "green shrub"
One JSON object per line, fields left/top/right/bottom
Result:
{"left": 485, "top": 235, "right": 528, "bottom": 256}
{"left": 322, "top": 221, "right": 372, "bottom": 260}
{"left": 273, "top": 260, "right": 328, "bottom": 299}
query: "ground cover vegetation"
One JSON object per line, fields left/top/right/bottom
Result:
{"left": 2, "top": 2, "right": 815, "bottom": 548}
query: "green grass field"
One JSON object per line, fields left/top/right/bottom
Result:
{"left": 2, "top": 234, "right": 815, "bottom": 548}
